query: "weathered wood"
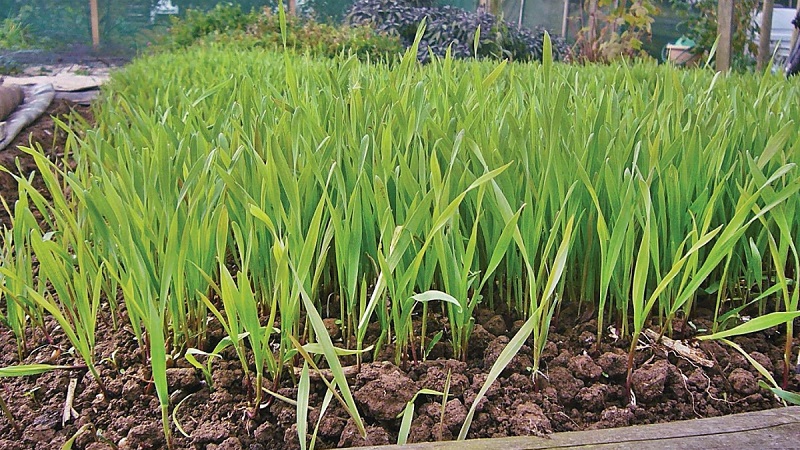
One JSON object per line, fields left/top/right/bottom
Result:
{"left": 55, "top": 90, "right": 100, "bottom": 105}
{"left": 345, "top": 406, "right": 800, "bottom": 450}
{"left": 716, "top": 0, "right": 734, "bottom": 72}
{"left": 2, "top": 73, "right": 109, "bottom": 91}
{"left": 642, "top": 329, "right": 713, "bottom": 368}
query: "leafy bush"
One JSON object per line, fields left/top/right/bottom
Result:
{"left": 574, "top": 0, "right": 659, "bottom": 63}
{"left": 0, "top": 9, "right": 34, "bottom": 73}
{"left": 0, "top": 15, "right": 33, "bottom": 50}
{"left": 346, "top": 0, "right": 568, "bottom": 63}
{"left": 158, "top": 3, "right": 402, "bottom": 61}
{"left": 164, "top": 3, "right": 258, "bottom": 48}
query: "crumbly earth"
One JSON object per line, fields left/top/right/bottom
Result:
{"left": 0, "top": 104, "right": 799, "bottom": 449}
{"left": 0, "top": 99, "right": 92, "bottom": 229}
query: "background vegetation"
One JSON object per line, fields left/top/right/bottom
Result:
{"left": 669, "top": 0, "right": 760, "bottom": 71}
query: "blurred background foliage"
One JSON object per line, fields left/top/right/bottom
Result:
{"left": 0, "top": 0, "right": 684, "bottom": 60}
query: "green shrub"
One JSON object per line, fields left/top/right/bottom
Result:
{"left": 158, "top": 3, "right": 403, "bottom": 61}
{"left": 346, "top": 0, "right": 569, "bottom": 63}
{"left": 164, "top": 3, "right": 258, "bottom": 49}
{"left": 0, "top": 17, "right": 33, "bottom": 50}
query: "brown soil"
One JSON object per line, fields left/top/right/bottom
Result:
{"left": 0, "top": 103, "right": 799, "bottom": 449}
{"left": 0, "top": 99, "right": 93, "bottom": 229}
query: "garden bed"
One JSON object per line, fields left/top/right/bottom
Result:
{"left": 1, "top": 44, "right": 799, "bottom": 450}
{"left": 0, "top": 230, "right": 796, "bottom": 450}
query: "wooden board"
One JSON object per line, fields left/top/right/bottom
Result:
{"left": 347, "top": 406, "right": 800, "bottom": 450}
{"left": 2, "top": 74, "right": 108, "bottom": 92}
{"left": 55, "top": 89, "right": 101, "bottom": 105}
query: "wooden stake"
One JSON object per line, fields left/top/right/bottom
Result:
{"left": 89, "top": 0, "right": 100, "bottom": 49}
{"left": 716, "top": 0, "right": 734, "bottom": 72}
{"left": 757, "top": 0, "right": 775, "bottom": 71}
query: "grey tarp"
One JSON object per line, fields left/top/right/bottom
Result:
{"left": 0, "top": 83, "right": 55, "bottom": 152}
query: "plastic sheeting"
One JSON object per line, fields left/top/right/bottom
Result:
{"left": 0, "top": 84, "right": 55, "bottom": 152}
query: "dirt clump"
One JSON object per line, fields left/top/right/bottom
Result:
{"left": 728, "top": 368, "right": 758, "bottom": 395}
{"left": 192, "top": 421, "right": 231, "bottom": 446}
{"left": 598, "top": 351, "right": 628, "bottom": 378}
{"left": 509, "top": 402, "right": 551, "bottom": 435}
{"left": 630, "top": 360, "right": 671, "bottom": 403}
{"left": 166, "top": 368, "right": 200, "bottom": 390}
{"left": 415, "top": 359, "right": 470, "bottom": 396}
{"left": 547, "top": 366, "right": 584, "bottom": 404}
{"left": 484, "top": 335, "right": 533, "bottom": 374}
{"left": 439, "top": 399, "right": 468, "bottom": 433}
{"left": 569, "top": 354, "right": 603, "bottom": 381}
{"left": 593, "top": 405, "right": 635, "bottom": 428}
{"left": 213, "top": 437, "right": 243, "bottom": 450}
{"left": 483, "top": 315, "right": 507, "bottom": 336}
{"left": 576, "top": 384, "right": 610, "bottom": 411}
{"left": 354, "top": 362, "right": 417, "bottom": 420}
{"left": 338, "top": 421, "right": 391, "bottom": 447}
{"left": 119, "top": 421, "right": 165, "bottom": 450}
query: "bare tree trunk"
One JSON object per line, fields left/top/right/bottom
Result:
{"left": 757, "top": 0, "right": 775, "bottom": 71}
{"left": 288, "top": 0, "right": 297, "bottom": 15}
{"left": 89, "top": 0, "right": 100, "bottom": 49}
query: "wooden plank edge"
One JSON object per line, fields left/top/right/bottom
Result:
{"left": 342, "top": 406, "right": 800, "bottom": 450}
